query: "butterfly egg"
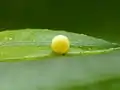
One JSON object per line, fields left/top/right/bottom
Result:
{"left": 51, "top": 35, "right": 70, "bottom": 54}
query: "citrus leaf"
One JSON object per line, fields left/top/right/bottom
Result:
{"left": 0, "top": 29, "right": 120, "bottom": 90}
{"left": 0, "top": 29, "right": 119, "bottom": 61}
{"left": 0, "top": 50, "right": 120, "bottom": 90}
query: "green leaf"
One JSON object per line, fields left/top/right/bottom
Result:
{"left": 0, "top": 29, "right": 119, "bottom": 61}
{"left": 0, "top": 29, "right": 120, "bottom": 90}
{"left": 0, "top": 50, "right": 120, "bottom": 90}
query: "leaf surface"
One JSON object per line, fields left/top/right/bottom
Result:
{"left": 0, "top": 29, "right": 120, "bottom": 90}
{"left": 0, "top": 29, "right": 118, "bottom": 61}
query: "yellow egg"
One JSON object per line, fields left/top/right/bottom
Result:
{"left": 51, "top": 35, "right": 70, "bottom": 54}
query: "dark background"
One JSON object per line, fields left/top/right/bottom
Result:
{"left": 0, "top": 0, "right": 120, "bottom": 43}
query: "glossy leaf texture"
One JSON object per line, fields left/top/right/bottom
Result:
{"left": 0, "top": 29, "right": 119, "bottom": 61}
{"left": 0, "top": 29, "right": 120, "bottom": 90}
{"left": 0, "top": 50, "right": 120, "bottom": 90}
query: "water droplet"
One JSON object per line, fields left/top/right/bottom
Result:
{"left": 4, "top": 37, "right": 13, "bottom": 40}
{"left": 8, "top": 37, "right": 12, "bottom": 40}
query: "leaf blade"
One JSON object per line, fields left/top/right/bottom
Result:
{"left": 0, "top": 29, "right": 119, "bottom": 61}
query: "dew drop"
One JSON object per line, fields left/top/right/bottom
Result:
{"left": 8, "top": 37, "right": 13, "bottom": 40}
{"left": 4, "top": 37, "right": 13, "bottom": 41}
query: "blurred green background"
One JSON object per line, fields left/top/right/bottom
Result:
{"left": 0, "top": 0, "right": 120, "bottom": 42}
